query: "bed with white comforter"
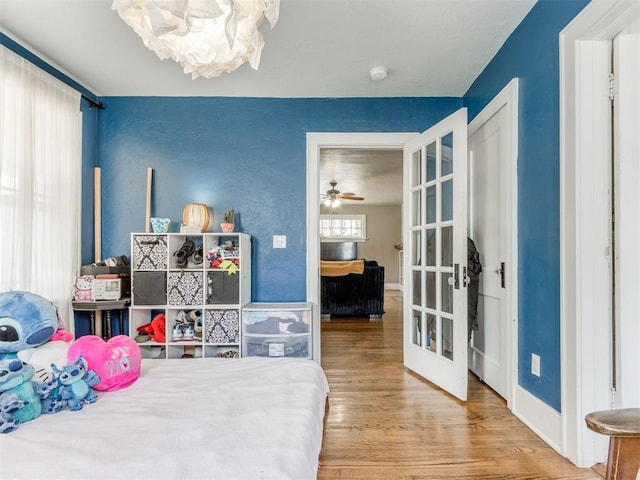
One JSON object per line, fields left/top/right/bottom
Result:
{"left": 0, "top": 357, "right": 329, "bottom": 480}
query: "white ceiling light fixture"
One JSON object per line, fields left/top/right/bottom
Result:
{"left": 324, "top": 197, "right": 341, "bottom": 208}
{"left": 111, "top": 0, "right": 280, "bottom": 79}
{"left": 321, "top": 181, "right": 363, "bottom": 208}
{"left": 369, "top": 66, "right": 388, "bottom": 81}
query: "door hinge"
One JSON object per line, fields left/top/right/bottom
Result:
{"left": 608, "top": 73, "right": 615, "bottom": 101}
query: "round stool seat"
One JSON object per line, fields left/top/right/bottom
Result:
{"left": 585, "top": 408, "right": 640, "bottom": 480}
{"left": 586, "top": 408, "right": 640, "bottom": 437}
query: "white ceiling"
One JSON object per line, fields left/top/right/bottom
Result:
{"left": 0, "top": 0, "right": 536, "bottom": 204}
{"left": 320, "top": 148, "right": 403, "bottom": 205}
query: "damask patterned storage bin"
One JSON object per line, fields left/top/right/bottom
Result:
{"left": 205, "top": 309, "right": 239, "bottom": 344}
{"left": 133, "top": 235, "right": 168, "bottom": 270}
{"left": 167, "top": 271, "right": 203, "bottom": 306}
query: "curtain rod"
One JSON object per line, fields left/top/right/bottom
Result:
{"left": 1, "top": 35, "right": 104, "bottom": 110}
{"left": 82, "top": 94, "right": 104, "bottom": 110}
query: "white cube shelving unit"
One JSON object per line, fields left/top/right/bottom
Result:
{"left": 130, "top": 232, "right": 251, "bottom": 359}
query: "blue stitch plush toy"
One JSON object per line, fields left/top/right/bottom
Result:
{"left": 51, "top": 356, "right": 99, "bottom": 411}
{"left": 0, "top": 358, "right": 64, "bottom": 433}
{"left": 0, "top": 291, "right": 59, "bottom": 359}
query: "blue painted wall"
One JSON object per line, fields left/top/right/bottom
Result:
{"left": 98, "top": 97, "right": 461, "bottom": 301}
{"left": 463, "top": 0, "right": 589, "bottom": 411}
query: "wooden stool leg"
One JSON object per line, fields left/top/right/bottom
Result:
{"left": 606, "top": 436, "right": 640, "bottom": 480}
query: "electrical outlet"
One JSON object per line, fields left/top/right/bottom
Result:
{"left": 273, "top": 235, "right": 286, "bottom": 249}
{"left": 531, "top": 353, "right": 541, "bottom": 377}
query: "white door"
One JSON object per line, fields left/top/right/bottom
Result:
{"left": 468, "top": 103, "right": 509, "bottom": 399}
{"left": 559, "top": 4, "right": 640, "bottom": 465}
{"left": 613, "top": 29, "right": 640, "bottom": 407}
{"left": 403, "top": 108, "right": 469, "bottom": 401}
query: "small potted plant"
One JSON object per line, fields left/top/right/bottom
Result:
{"left": 221, "top": 209, "right": 235, "bottom": 233}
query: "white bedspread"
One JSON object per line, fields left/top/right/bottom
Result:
{"left": 0, "top": 357, "right": 329, "bottom": 480}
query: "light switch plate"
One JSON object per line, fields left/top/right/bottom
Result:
{"left": 273, "top": 235, "right": 287, "bottom": 248}
{"left": 531, "top": 353, "right": 541, "bottom": 377}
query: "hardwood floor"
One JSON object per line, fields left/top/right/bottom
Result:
{"left": 318, "top": 291, "right": 602, "bottom": 480}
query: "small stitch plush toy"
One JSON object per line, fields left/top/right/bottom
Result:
{"left": 51, "top": 356, "right": 99, "bottom": 411}
{"left": 0, "top": 358, "right": 64, "bottom": 433}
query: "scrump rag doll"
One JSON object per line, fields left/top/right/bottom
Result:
{"left": 51, "top": 356, "right": 99, "bottom": 411}
{"left": 0, "top": 358, "right": 64, "bottom": 433}
{"left": 0, "top": 291, "right": 59, "bottom": 359}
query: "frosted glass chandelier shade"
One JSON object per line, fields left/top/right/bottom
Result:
{"left": 112, "top": 0, "right": 280, "bottom": 79}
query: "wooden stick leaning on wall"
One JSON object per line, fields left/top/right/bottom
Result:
{"left": 145, "top": 168, "right": 153, "bottom": 233}
{"left": 93, "top": 167, "right": 103, "bottom": 339}
{"left": 94, "top": 168, "right": 102, "bottom": 262}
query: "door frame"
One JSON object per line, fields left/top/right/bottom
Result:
{"left": 560, "top": 0, "right": 640, "bottom": 467}
{"left": 306, "top": 132, "right": 416, "bottom": 362}
{"left": 306, "top": 96, "right": 519, "bottom": 397}
{"left": 467, "top": 78, "right": 519, "bottom": 410}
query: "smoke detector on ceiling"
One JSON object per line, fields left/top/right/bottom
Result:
{"left": 369, "top": 66, "right": 388, "bottom": 81}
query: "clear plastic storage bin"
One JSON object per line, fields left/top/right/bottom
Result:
{"left": 242, "top": 302, "right": 312, "bottom": 358}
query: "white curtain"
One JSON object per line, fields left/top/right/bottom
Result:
{"left": 0, "top": 45, "right": 82, "bottom": 328}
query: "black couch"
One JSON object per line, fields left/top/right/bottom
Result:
{"left": 321, "top": 260, "right": 385, "bottom": 318}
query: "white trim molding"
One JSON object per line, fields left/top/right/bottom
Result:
{"left": 306, "top": 133, "right": 416, "bottom": 362}
{"left": 514, "top": 385, "right": 563, "bottom": 453}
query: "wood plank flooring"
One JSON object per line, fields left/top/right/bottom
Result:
{"left": 318, "top": 291, "right": 602, "bottom": 479}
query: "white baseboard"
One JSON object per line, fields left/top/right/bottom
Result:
{"left": 512, "top": 385, "right": 563, "bottom": 455}
{"left": 385, "top": 283, "right": 401, "bottom": 290}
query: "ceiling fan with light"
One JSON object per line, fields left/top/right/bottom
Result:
{"left": 321, "top": 181, "right": 364, "bottom": 207}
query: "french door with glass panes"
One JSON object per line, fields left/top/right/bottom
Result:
{"left": 403, "top": 108, "right": 469, "bottom": 401}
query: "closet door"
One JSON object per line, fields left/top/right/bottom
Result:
{"left": 613, "top": 30, "right": 640, "bottom": 407}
